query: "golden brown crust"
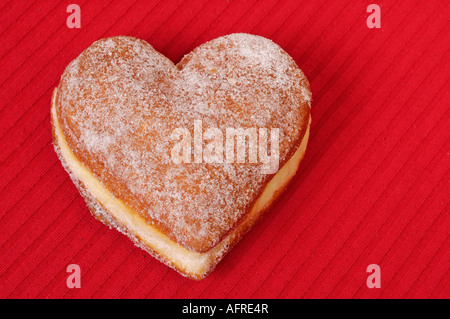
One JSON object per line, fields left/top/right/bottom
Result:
{"left": 53, "top": 34, "right": 311, "bottom": 255}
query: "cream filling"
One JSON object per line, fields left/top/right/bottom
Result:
{"left": 52, "top": 88, "right": 310, "bottom": 278}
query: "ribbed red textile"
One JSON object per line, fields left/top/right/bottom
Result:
{"left": 0, "top": 0, "right": 448, "bottom": 299}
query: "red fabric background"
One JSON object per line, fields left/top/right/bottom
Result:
{"left": 0, "top": 0, "right": 448, "bottom": 299}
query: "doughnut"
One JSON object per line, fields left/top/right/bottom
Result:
{"left": 51, "top": 34, "right": 311, "bottom": 279}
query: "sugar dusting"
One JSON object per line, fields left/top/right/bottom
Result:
{"left": 55, "top": 34, "right": 311, "bottom": 252}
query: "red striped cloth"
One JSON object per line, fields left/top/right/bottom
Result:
{"left": 0, "top": 0, "right": 448, "bottom": 299}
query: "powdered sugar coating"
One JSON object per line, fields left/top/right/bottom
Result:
{"left": 55, "top": 34, "right": 311, "bottom": 252}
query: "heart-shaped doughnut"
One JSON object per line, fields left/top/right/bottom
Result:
{"left": 51, "top": 34, "right": 311, "bottom": 279}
